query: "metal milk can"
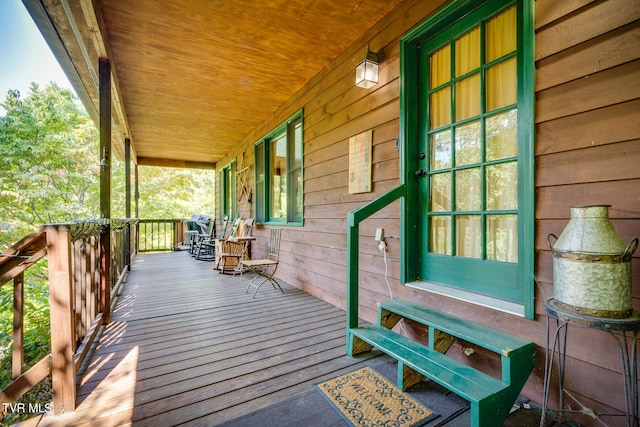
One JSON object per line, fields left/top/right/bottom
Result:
{"left": 548, "top": 205, "right": 638, "bottom": 318}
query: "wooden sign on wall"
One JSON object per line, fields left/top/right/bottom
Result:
{"left": 349, "top": 130, "right": 372, "bottom": 194}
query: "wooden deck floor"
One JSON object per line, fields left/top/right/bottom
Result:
{"left": 39, "top": 251, "right": 390, "bottom": 426}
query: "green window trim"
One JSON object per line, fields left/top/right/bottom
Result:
{"left": 399, "top": 0, "right": 535, "bottom": 318}
{"left": 219, "top": 159, "right": 237, "bottom": 221}
{"left": 254, "top": 109, "right": 304, "bottom": 226}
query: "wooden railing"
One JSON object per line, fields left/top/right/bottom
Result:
{"left": 0, "top": 219, "right": 137, "bottom": 415}
{"left": 0, "top": 232, "right": 49, "bottom": 411}
{"left": 136, "top": 218, "right": 184, "bottom": 253}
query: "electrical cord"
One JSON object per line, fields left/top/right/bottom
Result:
{"left": 380, "top": 239, "right": 408, "bottom": 335}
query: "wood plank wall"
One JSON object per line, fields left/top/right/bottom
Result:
{"left": 216, "top": 0, "right": 639, "bottom": 423}
{"left": 532, "top": 0, "right": 640, "bottom": 422}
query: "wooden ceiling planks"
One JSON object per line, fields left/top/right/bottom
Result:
{"left": 91, "top": 0, "right": 403, "bottom": 167}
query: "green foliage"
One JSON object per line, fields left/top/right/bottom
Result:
{"left": 0, "top": 83, "right": 94, "bottom": 386}
{"left": 0, "top": 83, "right": 100, "bottom": 245}
{"left": 136, "top": 165, "right": 215, "bottom": 219}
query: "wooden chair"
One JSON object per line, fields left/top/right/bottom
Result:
{"left": 240, "top": 228, "right": 283, "bottom": 298}
{"left": 215, "top": 218, "right": 254, "bottom": 273}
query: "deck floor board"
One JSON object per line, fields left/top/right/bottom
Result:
{"left": 39, "top": 251, "right": 388, "bottom": 426}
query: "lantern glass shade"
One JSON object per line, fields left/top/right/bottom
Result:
{"left": 355, "top": 58, "right": 379, "bottom": 88}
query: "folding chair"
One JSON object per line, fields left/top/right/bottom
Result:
{"left": 241, "top": 228, "right": 283, "bottom": 298}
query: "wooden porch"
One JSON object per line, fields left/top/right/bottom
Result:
{"left": 35, "top": 250, "right": 391, "bottom": 426}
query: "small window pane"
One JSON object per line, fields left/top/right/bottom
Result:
{"left": 455, "top": 26, "right": 480, "bottom": 77}
{"left": 431, "top": 172, "right": 451, "bottom": 212}
{"left": 430, "top": 45, "right": 451, "bottom": 88}
{"left": 430, "top": 216, "right": 451, "bottom": 255}
{"left": 255, "top": 143, "right": 265, "bottom": 221}
{"left": 430, "top": 87, "right": 451, "bottom": 128}
{"left": 487, "top": 214, "right": 518, "bottom": 262}
{"left": 486, "top": 110, "right": 517, "bottom": 161}
{"left": 225, "top": 168, "right": 232, "bottom": 216}
{"left": 456, "top": 215, "right": 481, "bottom": 258}
{"left": 486, "top": 162, "right": 518, "bottom": 210}
{"left": 270, "top": 135, "right": 287, "bottom": 219}
{"left": 455, "top": 120, "right": 481, "bottom": 166}
{"left": 290, "top": 168, "right": 303, "bottom": 220}
{"left": 486, "top": 5, "right": 516, "bottom": 62}
{"left": 486, "top": 57, "right": 517, "bottom": 111}
{"left": 455, "top": 168, "right": 481, "bottom": 211}
{"left": 431, "top": 130, "right": 452, "bottom": 170}
{"left": 292, "top": 121, "right": 303, "bottom": 169}
{"left": 455, "top": 73, "right": 480, "bottom": 120}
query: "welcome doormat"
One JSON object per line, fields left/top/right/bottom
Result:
{"left": 315, "top": 367, "right": 438, "bottom": 427}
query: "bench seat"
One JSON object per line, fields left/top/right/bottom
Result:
{"left": 347, "top": 299, "right": 535, "bottom": 427}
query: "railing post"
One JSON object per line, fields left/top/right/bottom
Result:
{"left": 346, "top": 220, "right": 360, "bottom": 331}
{"left": 100, "top": 226, "right": 111, "bottom": 324}
{"left": 125, "top": 137, "right": 131, "bottom": 267}
{"left": 174, "top": 220, "right": 182, "bottom": 251}
{"left": 12, "top": 273, "right": 24, "bottom": 379}
{"left": 43, "top": 225, "right": 76, "bottom": 414}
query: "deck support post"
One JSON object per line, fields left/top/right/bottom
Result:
{"left": 125, "top": 137, "right": 132, "bottom": 266}
{"left": 99, "top": 58, "right": 111, "bottom": 324}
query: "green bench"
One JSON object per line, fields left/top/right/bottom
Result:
{"left": 347, "top": 299, "right": 535, "bottom": 427}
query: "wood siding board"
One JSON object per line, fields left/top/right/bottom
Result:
{"left": 534, "top": 0, "right": 598, "bottom": 30}
{"left": 304, "top": 180, "right": 400, "bottom": 207}
{"left": 535, "top": 0, "right": 640, "bottom": 60}
{"left": 305, "top": 73, "right": 399, "bottom": 135}
{"left": 536, "top": 140, "right": 640, "bottom": 187}
{"left": 305, "top": 100, "right": 400, "bottom": 150}
{"left": 536, "top": 100, "right": 640, "bottom": 155}
{"left": 536, "top": 21, "right": 640, "bottom": 92}
{"left": 536, "top": 60, "right": 640, "bottom": 123}
{"left": 536, "top": 181, "right": 640, "bottom": 219}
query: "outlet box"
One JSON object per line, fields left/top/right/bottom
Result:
{"left": 375, "top": 228, "right": 384, "bottom": 241}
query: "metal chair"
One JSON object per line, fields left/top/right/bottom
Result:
{"left": 241, "top": 228, "right": 283, "bottom": 298}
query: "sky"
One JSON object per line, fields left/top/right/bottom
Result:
{"left": 0, "top": 0, "right": 74, "bottom": 114}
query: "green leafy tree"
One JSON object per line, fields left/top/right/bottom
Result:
{"left": 0, "top": 83, "right": 100, "bottom": 246}
{"left": 136, "top": 165, "right": 215, "bottom": 219}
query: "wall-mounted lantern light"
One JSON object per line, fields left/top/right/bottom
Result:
{"left": 355, "top": 44, "right": 382, "bottom": 89}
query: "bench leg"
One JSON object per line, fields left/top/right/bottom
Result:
{"left": 473, "top": 391, "right": 516, "bottom": 427}
{"left": 397, "top": 362, "right": 425, "bottom": 391}
{"left": 347, "top": 333, "right": 373, "bottom": 356}
{"left": 380, "top": 309, "right": 402, "bottom": 329}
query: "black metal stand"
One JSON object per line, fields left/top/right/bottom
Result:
{"left": 541, "top": 298, "right": 640, "bottom": 427}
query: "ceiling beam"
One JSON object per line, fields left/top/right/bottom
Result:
{"left": 137, "top": 157, "right": 216, "bottom": 170}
